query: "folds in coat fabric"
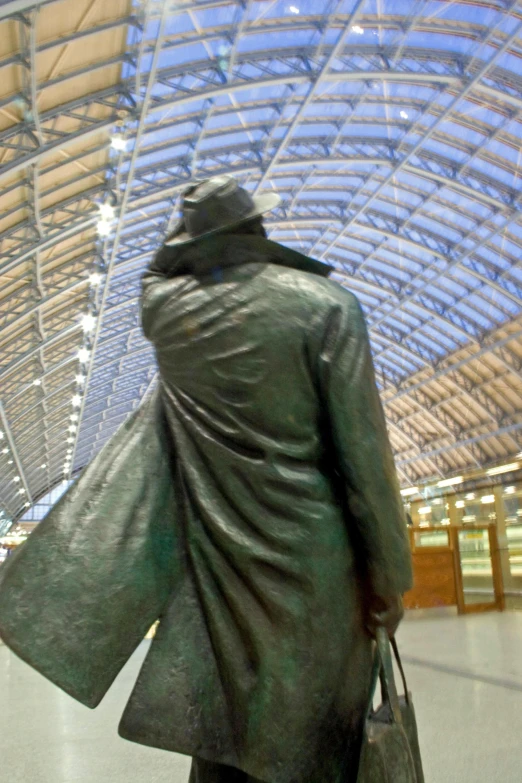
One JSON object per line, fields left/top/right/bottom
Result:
{"left": 0, "top": 389, "right": 181, "bottom": 708}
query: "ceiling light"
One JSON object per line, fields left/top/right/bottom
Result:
{"left": 40, "top": 464, "right": 47, "bottom": 469}
{"left": 352, "top": 25, "right": 364, "bottom": 34}
{"left": 2, "top": 448, "right": 8, "bottom": 454}
{"left": 33, "top": 378, "right": 42, "bottom": 386}
{"left": 77, "top": 348, "right": 90, "bottom": 364}
{"left": 71, "top": 394, "right": 82, "bottom": 407}
{"left": 400, "top": 110, "right": 408, "bottom": 119}
{"left": 110, "top": 134, "right": 127, "bottom": 151}
{"left": 481, "top": 495, "right": 495, "bottom": 504}
{"left": 7, "top": 460, "right": 13, "bottom": 465}
{"left": 289, "top": 5, "right": 300, "bottom": 13}
{"left": 418, "top": 506, "right": 431, "bottom": 515}
{"left": 66, "top": 437, "right": 74, "bottom": 444}
{"left": 505, "top": 486, "right": 516, "bottom": 494}
{"left": 68, "top": 425, "right": 77, "bottom": 433}
{"left": 88, "top": 273, "right": 102, "bottom": 287}
{"left": 436, "top": 476, "right": 463, "bottom": 488}
{"left": 19, "top": 489, "right": 26, "bottom": 495}
{"left": 486, "top": 462, "right": 520, "bottom": 476}
{"left": 98, "top": 203, "right": 115, "bottom": 221}
{"left": 465, "top": 493, "right": 475, "bottom": 500}
{"left": 13, "top": 477, "right": 20, "bottom": 483}
{"left": 400, "top": 486, "right": 418, "bottom": 497}
{"left": 70, "top": 414, "right": 79, "bottom": 422}
{"left": 25, "top": 503, "right": 30, "bottom": 508}
{"left": 81, "top": 314, "right": 97, "bottom": 333}
{"left": 96, "top": 219, "right": 112, "bottom": 237}
{"left": 0, "top": 432, "right": 3, "bottom": 439}
{"left": 456, "top": 500, "right": 465, "bottom": 508}
{"left": 75, "top": 374, "right": 86, "bottom": 386}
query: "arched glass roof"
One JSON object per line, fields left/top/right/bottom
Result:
{"left": 1, "top": 0, "right": 522, "bottom": 521}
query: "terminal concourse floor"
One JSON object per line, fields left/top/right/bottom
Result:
{"left": 1, "top": 611, "right": 522, "bottom": 782}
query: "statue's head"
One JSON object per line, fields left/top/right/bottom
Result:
{"left": 164, "top": 175, "right": 279, "bottom": 247}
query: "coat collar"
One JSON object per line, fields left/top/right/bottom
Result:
{"left": 151, "top": 235, "right": 333, "bottom": 279}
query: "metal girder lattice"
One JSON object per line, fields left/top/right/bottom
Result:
{"left": 2, "top": 0, "right": 522, "bottom": 518}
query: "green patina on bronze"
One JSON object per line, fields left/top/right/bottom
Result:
{"left": 0, "top": 232, "right": 412, "bottom": 783}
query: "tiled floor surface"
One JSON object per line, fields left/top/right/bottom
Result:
{"left": 1, "top": 610, "right": 521, "bottom": 782}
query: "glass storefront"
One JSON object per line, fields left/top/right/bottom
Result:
{"left": 456, "top": 528, "right": 495, "bottom": 606}
{"left": 500, "top": 484, "right": 522, "bottom": 592}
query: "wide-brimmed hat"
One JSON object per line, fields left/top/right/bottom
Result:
{"left": 164, "top": 176, "right": 280, "bottom": 247}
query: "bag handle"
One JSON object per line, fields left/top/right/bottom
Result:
{"left": 366, "top": 629, "right": 411, "bottom": 722}
{"left": 390, "top": 635, "right": 411, "bottom": 707}
{"left": 375, "top": 627, "right": 402, "bottom": 724}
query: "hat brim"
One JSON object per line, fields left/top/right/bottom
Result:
{"left": 164, "top": 192, "right": 281, "bottom": 247}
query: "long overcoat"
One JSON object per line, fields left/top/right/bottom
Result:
{"left": 0, "top": 234, "right": 412, "bottom": 783}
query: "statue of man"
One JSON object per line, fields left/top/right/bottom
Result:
{"left": 119, "top": 176, "right": 413, "bottom": 783}
{"left": 0, "top": 175, "right": 412, "bottom": 783}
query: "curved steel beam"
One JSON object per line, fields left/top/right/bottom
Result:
{"left": 2, "top": 41, "right": 521, "bottom": 183}
{"left": 317, "top": 17, "right": 522, "bottom": 263}
{"left": 396, "top": 418, "right": 522, "bottom": 467}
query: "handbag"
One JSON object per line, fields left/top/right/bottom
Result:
{"left": 357, "top": 627, "right": 425, "bottom": 783}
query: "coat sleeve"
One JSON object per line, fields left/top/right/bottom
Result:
{"left": 316, "top": 293, "right": 413, "bottom": 600}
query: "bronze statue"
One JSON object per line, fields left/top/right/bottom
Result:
{"left": 0, "top": 176, "right": 412, "bottom": 783}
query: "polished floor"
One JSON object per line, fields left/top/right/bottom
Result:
{"left": 1, "top": 611, "right": 522, "bottom": 782}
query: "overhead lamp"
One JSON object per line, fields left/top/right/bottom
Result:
{"left": 418, "top": 506, "right": 431, "bottom": 515}
{"left": 352, "top": 25, "right": 364, "bottom": 34}
{"left": 75, "top": 374, "right": 86, "bottom": 386}
{"left": 96, "top": 219, "right": 112, "bottom": 237}
{"left": 505, "top": 486, "right": 516, "bottom": 494}
{"left": 77, "top": 348, "right": 90, "bottom": 364}
{"left": 40, "top": 464, "right": 47, "bottom": 469}
{"left": 98, "top": 203, "right": 115, "bottom": 221}
{"left": 70, "top": 414, "right": 79, "bottom": 422}
{"left": 68, "top": 425, "right": 77, "bottom": 433}
{"left": 486, "top": 462, "right": 520, "bottom": 476}
{"left": 2, "top": 448, "right": 8, "bottom": 455}
{"left": 71, "top": 394, "right": 82, "bottom": 407}
{"left": 66, "top": 437, "right": 74, "bottom": 444}
{"left": 289, "top": 5, "right": 300, "bottom": 13}
{"left": 88, "top": 273, "right": 102, "bottom": 287}
{"left": 465, "top": 493, "right": 475, "bottom": 500}
{"left": 0, "top": 431, "right": 3, "bottom": 439}
{"left": 81, "top": 314, "right": 97, "bottom": 333}
{"left": 455, "top": 500, "right": 465, "bottom": 508}
{"left": 110, "top": 134, "right": 127, "bottom": 151}
{"left": 436, "top": 476, "right": 463, "bottom": 488}
{"left": 18, "top": 489, "right": 25, "bottom": 495}
{"left": 7, "top": 460, "right": 13, "bottom": 465}
{"left": 400, "top": 110, "right": 408, "bottom": 119}
{"left": 481, "top": 495, "right": 495, "bottom": 504}
{"left": 13, "top": 477, "right": 20, "bottom": 483}
{"left": 24, "top": 503, "right": 30, "bottom": 508}
{"left": 33, "top": 378, "right": 42, "bottom": 386}
{"left": 400, "top": 486, "right": 418, "bottom": 497}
